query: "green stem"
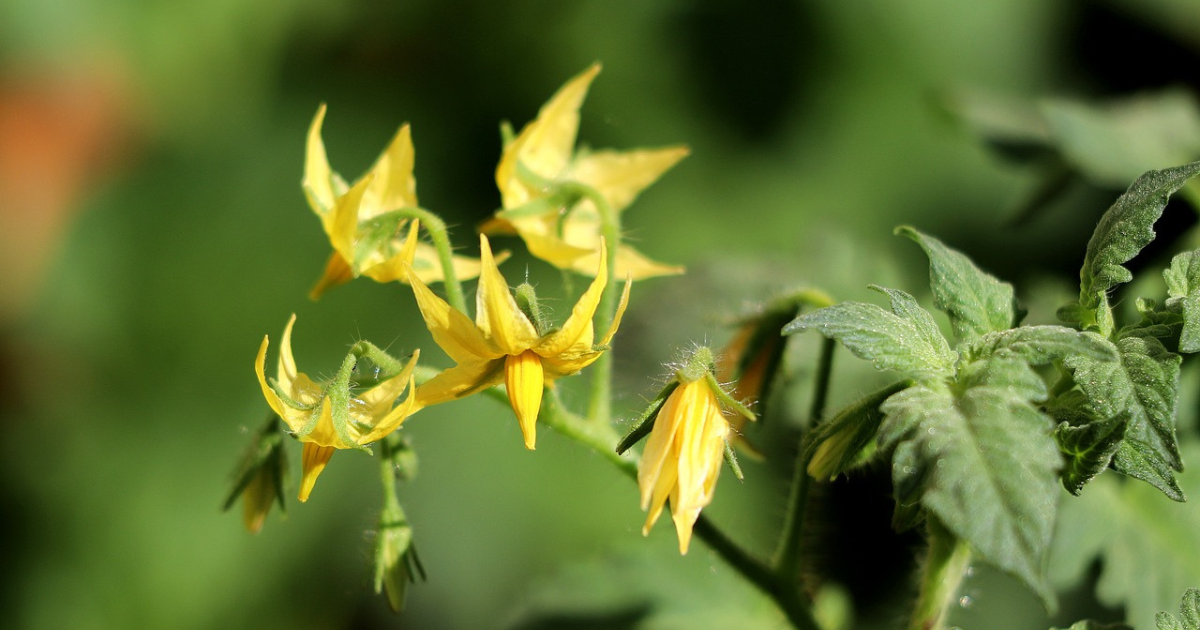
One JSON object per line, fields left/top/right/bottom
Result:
{"left": 907, "top": 518, "right": 972, "bottom": 630}
{"left": 563, "top": 183, "right": 619, "bottom": 424}
{"left": 379, "top": 434, "right": 402, "bottom": 508}
{"left": 773, "top": 338, "right": 835, "bottom": 578}
{"left": 395, "top": 207, "right": 467, "bottom": 314}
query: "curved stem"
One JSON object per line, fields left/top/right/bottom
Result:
{"left": 773, "top": 338, "right": 836, "bottom": 577}
{"left": 395, "top": 207, "right": 467, "bottom": 314}
{"left": 907, "top": 518, "right": 972, "bottom": 630}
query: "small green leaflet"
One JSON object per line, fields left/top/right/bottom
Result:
{"left": 1054, "top": 416, "right": 1126, "bottom": 496}
{"left": 877, "top": 355, "right": 1060, "bottom": 607}
{"left": 1064, "top": 331, "right": 1184, "bottom": 500}
{"left": 962, "top": 326, "right": 1115, "bottom": 365}
{"left": 1157, "top": 588, "right": 1200, "bottom": 630}
{"left": 896, "top": 226, "right": 1016, "bottom": 343}
{"left": 782, "top": 286, "right": 955, "bottom": 378}
{"left": 1078, "top": 161, "right": 1200, "bottom": 313}
{"left": 1050, "top": 445, "right": 1200, "bottom": 630}
{"left": 1165, "top": 250, "right": 1200, "bottom": 353}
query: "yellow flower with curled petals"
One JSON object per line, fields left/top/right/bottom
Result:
{"left": 637, "top": 349, "right": 752, "bottom": 554}
{"left": 411, "top": 233, "right": 630, "bottom": 449}
{"left": 255, "top": 314, "right": 420, "bottom": 501}
{"left": 486, "top": 63, "right": 688, "bottom": 279}
{"left": 304, "top": 105, "right": 493, "bottom": 297}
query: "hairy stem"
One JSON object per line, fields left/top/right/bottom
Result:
{"left": 396, "top": 207, "right": 466, "bottom": 314}
{"left": 908, "top": 518, "right": 972, "bottom": 630}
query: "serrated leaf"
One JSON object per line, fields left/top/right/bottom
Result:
{"left": 1055, "top": 418, "right": 1126, "bottom": 495}
{"left": 1064, "top": 332, "right": 1184, "bottom": 500}
{"left": 783, "top": 287, "right": 955, "bottom": 378}
{"left": 1079, "top": 161, "right": 1200, "bottom": 311}
{"left": 1050, "top": 444, "right": 1200, "bottom": 630}
{"left": 896, "top": 226, "right": 1016, "bottom": 343}
{"left": 1156, "top": 588, "right": 1200, "bottom": 630}
{"left": 877, "top": 354, "right": 1060, "bottom": 606}
{"left": 1165, "top": 250, "right": 1200, "bottom": 353}
{"left": 964, "top": 326, "right": 1117, "bottom": 365}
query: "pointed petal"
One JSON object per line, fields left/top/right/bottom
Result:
{"left": 568, "top": 242, "right": 685, "bottom": 280}
{"left": 406, "top": 242, "right": 508, "bottom": 284}
{"left": 299, "top": 442, "right": 336, "bottom": 502}
{"left": 570, "top": 146, "right": 689, "bottom": 212}
{"left": 255, "top": 335, "right": 288, "bottom": 419}
{"left": 326, "top": 172, "right": 375, "bottom": 263}
{"left": 277, "top": 314, "right": 299, "bottom": 392}
{"left": 599, "top": 277, "right": 632, "bottom": 346}
{"left": 359, "top": 351, "right": 422, "bottom": 444}
{"left": 359, "top": 124, "right": 418, "bottom": 218}
{"left": 475, "top": 234, "right": 539, "bottom": 355}
{"left": 414, "top": 359, "right": 506, "bottom": 408}
{"left": 410, "top": 269, "right": 500, "bottom": 363}
{"left": 496, "top": 64, "right": 601, "bottom": 207}
{"left": 639, "top": 385, "right": 686, "bottom": 510}
{"left": 309, "top": 251, "right": 355, "bottom": 300}
{"left": 361, "top": 219, "right": 420, "bottom": 285}
{"left": 303, "top": 104, "right": 336, "bottom": 214}
{"left": 519, "top": 228, "right": 595, "bottom": 271}
{"left": 358, "top": 348, "right": 421, "bottom": 412}
{"left": 505, "top": 351, "right": 544, "bottom": 449}
{"left": 536, "top": 240, "right": 608, "bottom": 357}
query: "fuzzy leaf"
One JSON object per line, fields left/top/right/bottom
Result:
{"left": 878, "top": 354, "right": 1060, "bottom": 606}
{"left": 1055, "top": 417, "right": 1126, "bottom": 495}
{"left": 1050, "top": 445, "right": 1200, "bottom": 630}
{"left": 1165, "top": 250, "right": 1200, "bottom": 353}
{"left": 1065, "top": 331, "right": 1184, "bottom": 500}
{"left": 964, "top": 326, "right": 1117, "bottom": 365}
{"left": 1079, "top": 161, "right": 1200, "bottom": 311}
{"left": 783, "top": 287, "right": 955, "bottom": 378}
{"left": 896, "top": 226, "right": 1016, "bottom": 342}
{"left": 1156, "top": 588, "right": 1200, "bottom": 630}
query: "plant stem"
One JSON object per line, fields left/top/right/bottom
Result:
{"left": 398, "top": 207, "right": 467, "bottom": 314}
{"left": 565, "top": 183, "right": 619, "bottom": 424}
{"left": 908, "top": 518, "right": 972, "bottom": 630}
{"left": 773, "top": 338, "right": 836, "bottom": 577}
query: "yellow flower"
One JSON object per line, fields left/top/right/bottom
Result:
{"left": 638, "top": 364, "right": 743, "bottom": 554}
{"left": 410, "top": 233, "right": 630, "bottom": 449}
{"left": 304, "top": 104, "right": 492, "bottom": 297}
{"left": 486, "top": 63, "right": 688, "bottom": 279}
{"left": 255, "top": 314, "right": 420, "bottom": 501}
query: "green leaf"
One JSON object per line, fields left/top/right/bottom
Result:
{"left": 1054, "top": 417, "right": 1126, "bottom": 496}
{"left": 1078, "top": 161, "right": 1200, "bottom": 313}
{"left": 783, "top": 287, "right": 954, "bottom": 378}
{"left": 877, "top": 354, "right": 1061, "bottom": 606}
{"left": 963, "top": 326, "right": 1117, "bottom": 365}
{"left": 1166, "top": 250, "right": 1200, "bottom": 353}
{"left": 1156, "top": 588, "right": 1200, "bottom": 630}
{"left": 895, "top": 226, "right": 1016, "bottom": 343}
{"left": 1065, "top": 332, "right": 1184, "bottom": 500}
{"left": 1050, "top": 444, "right": 1200, "bottom": 630}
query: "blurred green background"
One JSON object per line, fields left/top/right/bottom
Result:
{"left": 5, "top": 0, "right": 1200, "bottom": 628}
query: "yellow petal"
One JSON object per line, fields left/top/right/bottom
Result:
{"left": 474, "top": 234, "right": 539, "bottom": 355}
{"left": 299, "top": 442, "right": 336, "bottom": 502}
{"left": 277, "top": 314, "right": 299, "bottom": 392}
{"left": 303, "top": 104, "right": 336, "bottom": 214}
{"left": 309, "top": 251, "right": 355, "bottom": 300}
{"left": 359, "top": 376, "right": 421, "bottom": 445}
{"left": 414, "top": 359, "right": 506, "bottom": 408}
{"left": 361, "top": 219, "right": 420, "bottom": 285}
{"left": 639, "top": 383, "right": 687, "bottom": 511}
{"left": 359, "top": 124, "right": 417, "bottom": 219}
{"left": 570, "top": 146, "right": 689, "bottom": 213}
{"left": 255, "top": 334, "right": 288, "bottom": 419}
{"left": 505, "top": 351, "right": 544, "bottom": 449}
{"left": 514, "top": 229, "right": 595, "bottom": 271}
{"left": 357, "top": 350, "right": 422, "bottom": 444}
{"left": 326, "top": 173, "right": 375, "bottom": 262}
{"left": 535, "top": 239, "right": 608, "bottom": 357}
{"left": 569, "top": 242, "right": 685, "bottom": 280}
{"left": 410, "top": 268, "right": 501, "bottom": 364}
{"left": 496, "top": 64, "right": 601, "bottom": 208}
{"left": 599, "top": 277, "right": 632, "bottom": 346}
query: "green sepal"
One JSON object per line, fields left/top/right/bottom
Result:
{"left": 1165, "top": 250, "right": 1200, "bottom": 353}
{"left": 222, "top": 414, "right": 289, "bottom": 514}
{"left": 1077, "top": 161, "right": 1200, "bottom": 332}
{"left": 353, "top": 210, "right": 411, "bottom": 271}
{"left": 1156, "top": 588, "right": 1200, "bottom": 630}
{"left": 514, "top": 282, "right": 550, "bottom": 337}
{"left": 723, "top": 442, "right": 744, "bottom": 482}
{"left": 616, "top": 381, "right": 678, "bottom": 455}
{"left": 783, "top": 286, "right": 955, "bottom": 379}
{"left": 705, "top": 371, "right": 754, "bottom": 422}
{"left": 374, "top": 505, "right": 420, "bottom": 612}
{"left": 896, "top": 226, "right": 1017, "bottom": 342}
{"left": 804, "top": 380, "right": 912, "bottom": 480}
